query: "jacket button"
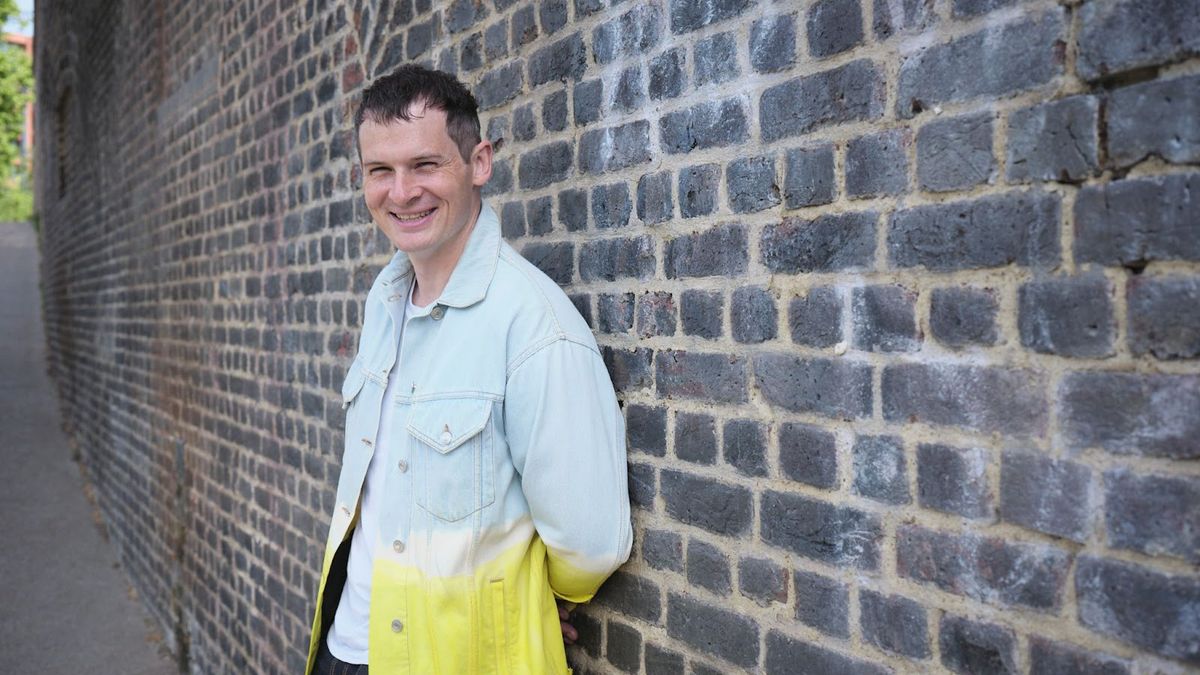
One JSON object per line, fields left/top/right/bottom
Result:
{"left": 393, "top": 540, "right": 405, "bottom": 553}
{"left": 397, "top": 460, "right": 408, "bottom": 473}
{"left": 440, "top": 430, "right": 453, "bottom": 444}
{"left": 391, "top": 619, "right": 404, "bottom": 633}
{"left": 430, "top": 305, "right": 445, "bottom": 320}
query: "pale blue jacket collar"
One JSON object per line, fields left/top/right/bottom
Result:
{"left": 375, "top": 200, "right": 501, "bottom": 309}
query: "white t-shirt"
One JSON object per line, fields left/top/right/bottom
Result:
{"left": 326, "top": 281, "right": 418, "bottom": 664}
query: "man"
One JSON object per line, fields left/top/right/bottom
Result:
{"left": 305, "top": 65, "right": 632, "bottom": 674}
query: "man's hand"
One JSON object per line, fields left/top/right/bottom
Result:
{"left": 557, "top": 600, "right": 578, "bottom": 645}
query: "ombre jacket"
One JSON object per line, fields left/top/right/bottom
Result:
{"left": 306, "top": 203, "right": 632, "bottom": 674}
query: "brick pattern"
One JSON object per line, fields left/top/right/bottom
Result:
{"left": 34, "top": 0, "right": 1200, "bottom": 673}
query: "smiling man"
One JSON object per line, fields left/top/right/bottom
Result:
{"left": 305, "top": 65, "right": 632, "bottom": 674}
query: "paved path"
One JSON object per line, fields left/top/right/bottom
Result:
{"left": 0, "top": 221, "right": 176, "bottom": 674}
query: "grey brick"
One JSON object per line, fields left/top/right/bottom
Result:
{"left": 558, "top": 188, "right": 587, "bottom": 231}
{"left": 636, "top": 291, "right": 675, "bottom": 338}
{"left": 808, "top": 0, "right": 864, "bottom": 58}
{"left": 573, "top": 79, "right": 603, "bottom": 126}
{"left": 852, "top": 285, "right": 919, "bottom": 353}
{"left": 628, "top": 462, "right": 655, "bottom": 509}
{"left": 579, "top": 121, "right": 652, "bottom": 174}
{"left": 572, "top": 610, "right": 602, "bottom": 658}
{"left": 527, "top": 196, "right": 553, "bottom": 236}
{"left": 528, "top": 32, "right": 586, "bottom": 86}
{"left": 1061, "top": 372, "right": 1200, "bottom": 459}
{"left": 917, "top": 112, "right": 994, "bottom": 191}
{"left": 750, "top": 14, "right": 796, "bottom": 73}
{"left": 1075, "top": 174, "right": 1200, "bottom": 265}
{"left": 512, "top": 103, "right": 536, "bottom": 142}
{"left": 1105, "top": 468, "right": 1200, "bottom": 563}
{"left": 939, "top": 615, "right": 1017, "bottom": 675}
{"left": 593, "top": 4, "right": 662, "bottom": 65}
{"left": 540, "top": 0, "right": 567, "bottom": 35}
{"left": 1078, "top": 0, "right": 1200, "bottom": 81}
{"left": 739, "top": 557, "right": 787, "bottom": 606}
{"left": 636, "top": 171, "right": 673, "bottom": 225}
{"left": 897, "top": 11, "right": 1064, "bottom": 117}
{"left": 656, "top": 350, "right": 747, "bottom": 404}
{"left": 665, "top": 224, "right": 748, "bottom": 279}
{"left": 574, "top": 0, "right": 604, "bottom": 18}
{"left": 761, "top": 60, "right": 884, "bottom": 141}
{"left": 1000, "top": 450, "right": 1091, "bottom": 542}
{"left": 754, "top": 353, "right": 872, "bottom": 419}
{"left": 484, "top": 19, "right": 509, "bottom": 60}
{"left": 511, "top": 5, "right": 538, "bottom": 47}
{"left": 660, "top": 98, "right": 748, "bottom": 153}
{"left": 476, "top": 61, "right": 524, "bottom": 110}
{"left": 1007, "top": 96, "right": 1099, "bottom": 183}
{"left": 787, "top": 287, "right": 842, "bottom": 348}
{"left": 873, "top": 0, "right": 937, "bottom": 40}
{"left": 642, "top": 529, "right": 683, "bottom": 572}
{"left": 521, "top": 242, "right": 573, "bottom": 285}
{"left": 889, "top": 191, "right": 1060, "bottom": 271}
{"left": 1108, "top": 75, "right": 1200, "bottom": 168}
{"left": 726, "top": 156, "right": 780, "bottom": 214}
{"left": 594, "top": 570, "right": 663, "bottom": 623}
{"left": 460, "top": 32, "right": 484, "bottom": 71}
{"left": 1019, "top": 274, "right": 1114, "bottom": 358}
{"left": 602, "top": 346, "right": 652, "bottom": 393}
{"left": 674, "top": 412, "right": 716, "bottom": 464}
{"left": 1029, "top": 638, "right": 1129, "bottom": 675}
{"left": 792, "top": 570, "right": 850, "bottom": 637}
{"left": 779, "top": 422, "right": 837, "bottom": 489}
{"left": 897, "top": 525, "right": 1071, "bottom": 611}
{"left": 612, "top": 66, "right": 645, "bottom": 113}
{"left": 678, "top": 164, "right": 720, "bottom": 218}
{"left": 645, "top": 643, "right": 684, "bottom": 675}
{"left": 1128, "top": 276, "right": 1200, "bottom": 360}
{"left": 846, "top": 129, "right": 909, "bottom": 198}
{"left": 761, "top": 212, "right": 876, "bottom": 274}
{"left": 626, "top": 403, "right": 666, "bottom": 456}
{"left": 518, "top": 141, "right": 573, "bottom": 190}
{"left": 483, "top": 158, "right": 513, "bottom": 198}
{"left": 669, "top": 0, "right": 752, "bottom": 34}
{"left": 501, "top": 200, "right": 526, "bottom": 238}
{"left": 765, "top": 632, "right": 890, "bottom": 675}
{"left": 762, "top": 492, "right": 881, "bottom": 569}
{"left": 606, "top": 620, "right": 641, "bottom": 673}
{"left": 1076, "top": 556, "right": 1200, "bottom": 664}
{"left": 680, "top": 289, "right": 723, "bottom": 339}
{"left": 694, "top": 32, "right": 738, "bottom": 86}
{"left": 853, "top": 435, "right": 909, "bottom": 505}
{"left": 445, "top": 0, "right": 487, "bottom": 32}
{"left": 929, "top": 287, "right": 998, "bottom": 348}
{"left": 686, "top": 539, "right": 731, "bottom": 595}
{"left": 723, "top": 419, "right": 767, "bottom": 478}
{"left": 784, "top": 144, "right": 836, "bottom": 208}
{"left": 591, "top": 182, "right": 632, "bottom": 230}
{"left": 666, "top": 593, "right": 759, "bottom": 667}
{"left": 578, "top": 235, "right": 656, "bottom": 281}
{"left": 649, "top": 48, "right": 685, "bottom": 101}
{"left": 882, "top": 362, "right": 1048, "bottom": 437}
{"left": 598, "top": 292, "right": 635, "bottom": 334}
{"left": 952, "top": 0, "right": 1014, "bottom": 16}
{"left": 917, "top": 443, "right": 992, "bottom": 519}
{"left": 731, "top": 286, "right": 777, "bottom": 344}
{"left": 860, "top": 590, "right": 930, "bottom": 659}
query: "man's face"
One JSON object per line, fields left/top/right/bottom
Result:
{"left": 359, "top": 105, "right": 492, "bottom": 270}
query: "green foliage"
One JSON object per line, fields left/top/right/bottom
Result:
{"left": 0, "top": 0, "right": 32, "bottom": 221}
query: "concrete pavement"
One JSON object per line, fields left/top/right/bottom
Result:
{"left": 0, "top": 221, "right": 176, "bottom": 674}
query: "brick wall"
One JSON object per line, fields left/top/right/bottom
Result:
{"left": 34, "top": 0, "right": 1199, "bottom": 673}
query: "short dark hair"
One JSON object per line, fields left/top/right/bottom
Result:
{"left": 355, "top": 64, "right": 482, "bottom": 161}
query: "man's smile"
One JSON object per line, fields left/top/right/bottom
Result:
{"left": 390, "top": 207, "right": 436, "bottom": 223}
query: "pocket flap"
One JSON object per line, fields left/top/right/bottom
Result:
{"left": 407, "top": 397, "right": 493, "bottom": 454}
{"left": 340, "top": 362, "right": 367, "bottom": 408}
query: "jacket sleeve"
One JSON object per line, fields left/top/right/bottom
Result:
{"left": 504, "top": 336, "right": 633, "bottom": 603}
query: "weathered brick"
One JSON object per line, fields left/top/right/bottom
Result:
{"left": 929, "top": 287, "right": 999, "bottom": 348}
{"left": 939, "top": 615, "right": 1017, "bottom": 675}
{"left": 521, "top": 242, "right": 573, "bottom": 286}
{"left": 761, "top": 60, "right": 884, "bottom": 141}
{"left": 674, "top": 411, "right": 716, "bottom": 464}
{"left": 726, "top": 156, "right": 780, "bottom": 214}
{"left": 665, "top": 224, "right": 748, "bottom": 279}
{"left": 754, "top": 352, "right": 872, "bottom": 419}
{"left": 512, "top": 103, "right": 536, "bottom": 142}
{"left": 846, "top": 128, "right": 909, "bottom": 198}
{"left": 606, "top": 620, "right": 641, "bottom": 673}
{"left": 511, "top": 4, "right": 538, "bottom": 47}
{"left": 917, "top": 443, "right": 992, "bottom": 519}
{"left": 783, "top": 144, "right": 836, "bottom": 208}
{"left": 852, "top": 285, "right": 919, "bottom": 353}
{"left": 860, "top": 590, "right": 930, "bottom": 659}
{"left": 1074, "top": 174, "right": 1200, "bottom": 265}
{"left": 642, "top": 528, "right": 683, "bottom": 572}
{"left": 636, "top": 171, "right": 673, "bottom": 225}
{"left": 808, "top": 0, "right": 864, "bottom": 57}
{"left": 1076, "top": 556, "right": 1200, "bottom": 663}
{"left": 1108, "top": 75, "right": 1200, "bottom": 168}
{"left": 660, "top": 98, "right": 748, "bottom": 153}
{"left": 573, "top": 0, "right": 603, "bottom": 18}
{"left": 542, "top": 89, "right": 568, "bottom": 133}
{"left": 679, "top": 289, "right": 723, "bottom": 340}
{"left": 649, "top": 48, "right": 685, "bottom": 101}
{"left": 852, "top": 434, "right": 909, "bottom": 505}
{"left": 669, "top": 0, "right": 752, "bottom": 34}
{"left": 1105, "top": 468, "right": 1200, "bottom": 563}
{"left": 723, "top": 418, "right": 767, "bottom": 478}
{"left": 952, "top": 0, "right": 1014, "bottom": 16}
{"left": 1019, "top": 274, "right": 1114, "bottom": 358}
{"left": 787, "top": 287, "right": 842, "bottom": 348}
{"left": 528, "top": 32, "right": 586, "bottom": 86}
{"left": 572, "top": 609, "right": 602, "bottom": 658}
{"left": 872, "top": 0, "right": 937, "bottom": 39}
{"left": 628, "top": 462, "right": 656, "bottom": 509}
{"left": 897, "top": 525, "right": 1071, "bottom": 611}
{"left": 731, "top": 286, "right": 777, "bottom": 344}
{"left": 558, "top": 188, "right": 587, "bottom": 231}
{"left": 626, "top": 403, "right": 666, "bottom": 456}
{"left": 526, "top": 196, "right": 553, "bottom": 236}
{"left": 1061, "top": 372, "right": 1200, "bottom": 459}
{"left": 762, "top": 492, "right": 881, "bottom": 569}
{"left": 661, "top": 469, "right": 752, "bottom": 536}
{"left": 667, "top": 593, "right": 760, "bottom": 667}
{"left": 738, "top": 557, "right": 787, "bottom": 606}
{"left": 766, "top": 632, "right": 889, "bottom": 675}
{"left": 484, "top": 20, "right": 509, "bottom": 60}
{"left": 884, "top": 362, "right": 1047, "bottom": 436}
{"left": 591, "top": 182, "right": 631, "bottom": 230}
{"left": 677, "top": 164, "right": 720, "bottom": 218}
{"left": 1007, "top": 96, "right": 1099, "bottom": 183}
{"left": 598, "top": 292, "right": 635, "bottom": 334}
{"left": 593, "top": 4, "right": 662, "bottom": 65}
{"left": 889, "top": 192, "right": 1060, "bottom": 271}
{"left": 578, "top": 121, "right": 652, "bottom": 174}
{"left": 1128, "top": 276, "right": 1200, "bottom": 360}
{"left": 578, "top": 235, "right": 656, "bottom": 282}
{"left": 594, "top": 570, "right": 663, "bottom": 623}
{"left": 1028, "top": 638, "right": 1130, "bottom": 675}
{"left": 1000, "top": 450, "right": 1090, "bottom": 542}
{"left": 694, "top": 32, "right": 738, "bottom": 86}
{"left": 573, "top": 79, "right": 603, "bottom": 126}
{"left": 778, "top": 422, "right": 837, "bottom": 489}
{"left": 656, "top": 350, "right": 747, "bottom": 403}
{"left": 644, "top": 643, "right": 684, "bottom": 675}
{"left": 518, "top": 141, "right": 573, "bottom": 190}
{"left": 686, "top": 539, "right": 731, "bottom": 595}
{"left": 897, "top": 11, "right": 1064, "bottom": 117}
{"left": 750, "top": 14, "right": 796, "bottom": 73}
{"left": 761, "top": 212, "right": 877, "bottom": 274}
{"left": 540, "top": 0, "right": 567, "bottom": 34}
{"left": 792, "top": 569, "right": 850, "bottom": 637}
{"left": 501, "top": 200, "right": 526, "bottom": 238}
{"left": 601, "top": 346, "right": 652, "bottom": 393}
{"left": 917, "top": 112, "right": 994, "bottom": 192}
{"left": 1078, "top": 0, "right": 1200, "bottom": 81}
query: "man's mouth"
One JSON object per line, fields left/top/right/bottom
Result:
{"left": 392, "top": 207, "right": 435, "bottom": 222}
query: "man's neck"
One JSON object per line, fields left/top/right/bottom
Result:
{"left": 408, "top": 199, "right": 481, "bottom": 307}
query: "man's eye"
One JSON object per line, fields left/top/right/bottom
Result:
{"left": 368, "top": 166, "right": 390, "bottom": 174}
{"left": 416, "top": 161, "right": 437, "bottom": 169}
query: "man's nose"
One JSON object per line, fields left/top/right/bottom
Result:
{"left": 388, "top": 172, "right": 419, "bottom": 202}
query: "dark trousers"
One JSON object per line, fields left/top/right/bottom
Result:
{"left": 316, "top": 640, "right": 368, "bottom": 675}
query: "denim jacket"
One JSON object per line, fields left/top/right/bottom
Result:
{"left": 306, "top": 203, "right": 633, "bottom": 674}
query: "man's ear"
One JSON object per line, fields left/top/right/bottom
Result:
{"left": 470, "top": 140, "right": 494, "bottom": 188}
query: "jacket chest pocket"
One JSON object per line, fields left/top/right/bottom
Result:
{"left": 407, "top": 397, "right": 496, "bottom": 522}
